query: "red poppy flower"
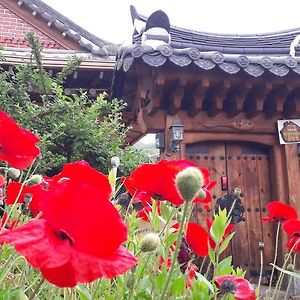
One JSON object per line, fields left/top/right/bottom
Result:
{"left": 283, "top": 219, "right": 300, "bottom": 253}
{"left": 0, "top": 161, "right": 137, "bottom": 287}
{"left": 137, "top": 206, "right": 152, "bottom": 222}
{"left": 185, "top": 264, "right": 198, "bottom": 288}
{"left": 0, "top": 214, "right": 18, "bottom": 230}
{"left": 206, "top": 218, "right": 234, "bottom": 249}
{"left": 215, "top": 275, "right": 256, "bottom": 300}
{"left": 0, "top": 175, "right": 5, "bottom": 187}
{"left": 262, "top": 201, "right": 298, "bottom": 223}
{"left": 124, "top": 160, "right": 214, "bottom": 206}
{"left": 0, "top": 111, "right": 40, "bottom": 170}
{"left": 186, "top": 222, "right": 210, "bottom": 257}
{"left": 6, "top": 181, "right": 49, "bottom": 217}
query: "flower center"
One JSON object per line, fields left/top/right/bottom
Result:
{"left": 58, "top": 230, "right": 74, "bottom": 245}
{"left": 220, "top": 279, "right": 236, "bottom": 294}
{"left": 153, "top": 193, "right": 162, "bottom": 200}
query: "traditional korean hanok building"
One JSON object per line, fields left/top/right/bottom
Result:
{"left": 111, "top": 6, "right": 300, "bottom": 279}
{"left": 0, "top": 0, "right": 117, "bottom": 94}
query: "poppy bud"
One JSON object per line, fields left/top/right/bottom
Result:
{"left": 16, "top": 291, "right": 29, "bottom": 300}
{"left": 8, "top": 167, "right": 21, "bottom": 179}
{"left": 197, "top": 188, "right": 206, "bottom": 199}
{"left": 140, "top": 232, "right": 160, "bottom": 252}
{"left": 29, "top": 174, "right": 42, "bottom": 184}
{"left": 111, "top": 156, "right": 120, "bottom": 168}
{"left": 176, "top": 167, "right": 204, "bottom": 202}
{"left": 126, "top": 272, "right": 135, "bottom": 289}
{"left": 287, "top": 263, "right": 294, "bottom": 271}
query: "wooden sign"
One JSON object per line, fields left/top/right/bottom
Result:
{"left": 277, "top": 119, "right": 300, "bottom": 144}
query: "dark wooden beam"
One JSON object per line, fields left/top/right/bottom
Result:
{"left": 167, "top": 79, "right": 187, "bottom": 115}
{"left": 264, "top": 84, "right": 293, "bottom": 118}
{"left": 244, "top": 82, "right": 272, "bottom": 119}
{"left": 206, "top": 80, "right": 231, "bottom": 117}
{"left": 283, "top": 92, "right": 300, "bottom": 118}
{"left": 188, "top": 79, "right": 210, "bottom": 117}
{"left": 226, "top": 81, "right": 253, "bottom": 118}
{"left": 145, "top": 74, "right": 165, "bottom": 115}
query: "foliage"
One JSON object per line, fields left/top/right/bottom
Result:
{"left": 0, "top": 32, "right": 146, "bottom": 176}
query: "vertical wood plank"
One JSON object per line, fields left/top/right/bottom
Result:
{"left": 242, "top": 150, "right": 263, "bottom": 275}
{"left": 226, "top": 144, "right": 250, "bottom": 274}
{"left": 284, "top": 144, "right": 300, "bottom": 215}
{"left": 257, "top": 153, "right": 275, "bottom": 272}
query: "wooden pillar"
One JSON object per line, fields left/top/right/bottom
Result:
{"left": 284, "top": 144, "right": 300, "bottom": 213}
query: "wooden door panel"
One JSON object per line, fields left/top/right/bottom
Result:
{"left": 257, "top": 153, "right": 275, "bottom": 271}
{"left": 187, "top": 142, "right": 226, "bottom": 225}
{"left": 187, "top": 141, "right": 274, "bottom": 278}
{"left": 225, "top": 144, "right": 250, "bottom": 271}
{"left": 241, "top": 149, "right": 263, "bottom": 274}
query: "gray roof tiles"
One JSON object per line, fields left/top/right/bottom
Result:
{"left": 117, "top": 6, "right": 300, "bottom": 77}
{"left": 16, "top": 0, "right": 118, "bottom": 57}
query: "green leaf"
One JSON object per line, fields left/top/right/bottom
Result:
{"left": 216, "top": 256, "right": 233, "bottom": 276}
{"left": 195, "top": 272, "right": 214, "bottom": 294}
{"left": 156, "top": 271, "right": 167, "bottom": 289}
{"left": 171, "top": 278, "right": 185, "bottom": 296}
{"left": 76, "top": 285, "right": 92, "bottom": 300}
{"left": 219, "top": 232, "right": 235, "bottom": 254}
{"left": 271, "top": 264, "right": 300, "bottom": 279}
{"left": 192, "top": 280, "right": 209, "bottom": 300}
{"left": 165, "top": 232, "right": 177, "bottom": 250}
{"left": 160, "top": 202, "right": 171, "bottom": 221}
{"left": 208, "top": 246, "right": 216, "bottom": 264}
{"left": 210, "top": 210, "right": 226, "bottom": 243}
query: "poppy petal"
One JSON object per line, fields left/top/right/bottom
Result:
{"left": 265, "top": 201, "right": 298, "bottom": 222}
{"left": 283, "top": 219, "right": 300, "bottom": 236}
{"left": 215, "top": 275, "right": 256, "bottom": 300}
{"left": 186, "top": 222, "right": 209, "bottom": 257}
{"left": 40, "top": 246, "right": 137, "bottom": 288}
{"left": 0, "top": 219, "right": 71, "bottom": 269}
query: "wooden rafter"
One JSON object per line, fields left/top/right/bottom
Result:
{"left": 244, "top": 82, "right": 273, "bottom": 119}
{"left": 226, "top": 81, "right": 252, "bottom": 118}
{"left": 188, "top": 79, "right": 210, "bottom": 117}
{"left": 167, "top": 78, "right": 187, "bottom": 115}
{"left": 206, "top": 80, "right": 231, "bottom": 117}
{"left": 264, "top": 84, "right": 293, "bottom": 118}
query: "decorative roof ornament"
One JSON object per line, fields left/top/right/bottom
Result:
{"left": 141, "top": 10, "right": 171, "bottom": 50}
{"left": 290, "top": 34, "right": 300, "bottom": 57}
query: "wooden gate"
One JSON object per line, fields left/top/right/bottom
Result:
{"left": 186, "top": 141, "right": 275, "bottom": 277}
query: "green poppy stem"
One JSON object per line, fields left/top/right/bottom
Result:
{"left": 267, "top": 221, "right": 281, "bottom": 299}
{"left": 159, "top": 200, "right": 190, "bottom": 300}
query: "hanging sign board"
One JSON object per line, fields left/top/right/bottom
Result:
{"left": 277, "top": 119, "right": 300, "bottom": 144}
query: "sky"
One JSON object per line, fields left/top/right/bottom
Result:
{"left": 43, "top": 0, "right": 300, "bottom": 45}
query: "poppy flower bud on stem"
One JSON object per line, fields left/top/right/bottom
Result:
{"left": 29, "top": 174, "right": 42, "bottom": 184}
{"left": 111, "top": 156, "right": 120, "bottom": 168}
{"left": 176, "top": 167, "right": 204, "bottom": 202}
{"left": 8, "top": 167, "right": 21, "bottom": 179}
{"left": 140, "top": 232, "right": 160, "bottom": 252}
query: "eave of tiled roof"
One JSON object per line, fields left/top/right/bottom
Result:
{"left": 131, "top": 6, "right": 300, "bottom": 56}
{"left": 0, "top": 47, "right": 115, "bottom": 70}
{"left": 14, "top": 0, "right": 119, "bottom": 57}
{"left": 116, "top": 6, "right": 300, "bottom": 78}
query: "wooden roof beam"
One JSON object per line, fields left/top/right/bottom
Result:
{"left": 188, "top": 79, "right": 210, "bottom": 117}
{"left": 167, "top": 79, "right": 187, "bottom": 115}
{"left": 226, "top": 81, "right": 253, "bottom": 118}
{"left": 244, "top": 82, "right": 272, "bottom": 119}
{"left": 264, "top": 84, "right": 293, "bottom": 118}
{"left": 206, "top": 80, "right": 231, "bottom": 117}
{"left": 145, "top": 74, "right": 165, "bottom": 115}
{"left": 283, "top": 92, "right": 300, "bottom": 118}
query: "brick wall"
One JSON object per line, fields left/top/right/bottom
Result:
{"left": 0, "top": 4, "right": 64, "bottom": 49}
